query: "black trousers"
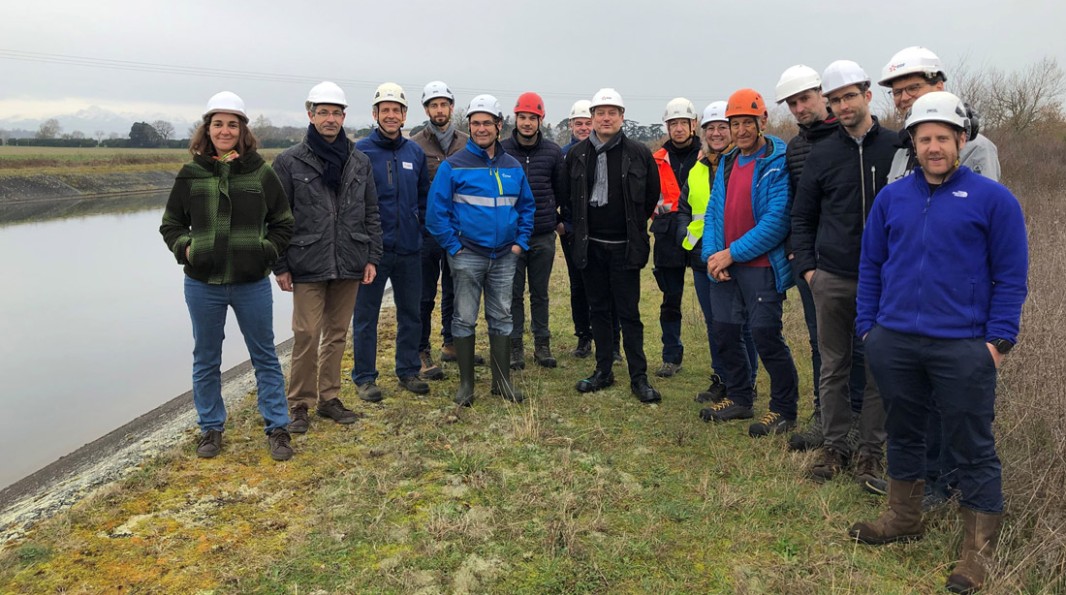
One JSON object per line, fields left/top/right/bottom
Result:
{"left": 579, "top": 241, "right": 647, "bottom": 382}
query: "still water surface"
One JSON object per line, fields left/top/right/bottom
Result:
{"left": 0, "top": 194, "right": 294, "bottom": 488}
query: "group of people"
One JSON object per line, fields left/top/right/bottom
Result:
{"left": 160, "top": 45, "right": 1028, "bottom": 593}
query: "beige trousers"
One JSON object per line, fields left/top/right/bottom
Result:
{"left": 287, "top": 279, "right": 361, "bottom": 410}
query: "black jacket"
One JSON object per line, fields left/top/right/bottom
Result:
{"left": 785, "top": 116, "right": 839, "bottom": 191}
{"left": 501, "top": 130, "right": 566, "bottom": 235}
{"left": 790, "top": 117, "right": 896, "bottom": 279}
{"left": 559, "top": 133, "right": 660, "bottom": 270}
{"left": 272, "top": 139, "right": 383, "bottom": 283}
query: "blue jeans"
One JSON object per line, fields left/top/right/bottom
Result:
{"left": 447, "top": 250, "right": 517, "bottom": 338}
{"left": 352, "top": 251, "right": 423, "bottom": 384}
{"left": 693, "top": 266, "right": 758, "bottom": 384}
{"left": 865, "top": 326, "right": 1002, "bottom": 513}
{"left": 708, "top": 266, "right": 799, "bottom": 420}
{"left": 183, "top": 276, "right": 289, "bottom": 434}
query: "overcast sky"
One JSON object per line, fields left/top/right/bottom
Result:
{"left": 2, "top": 0, "right": 1063, "bottom": 131}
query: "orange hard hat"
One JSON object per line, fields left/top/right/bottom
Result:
{"left": 725, "top": 88, "right": 768, "bottom": 119}
{"left": 514, "top": 92, "right": 545, "bottom": 118}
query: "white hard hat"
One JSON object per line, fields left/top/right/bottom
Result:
{"left": 821, "top": 60, "right": 870, "bottom": 96}
{"left": 590, "top": 88, "right": 625, "bottom": 111}
{"left": 879, "top": 46, "right": 947, "bottom": 87}
{"left": 372, "top": 82, "right": 408, "bottom": 108}
{"left": 422, "top": 80, "right": 454, "bottom": 105}
{"left": 905, "top": 91, "right": 969, "bottom": 132}
{"left": 305, "top": 81, "right": 348, "bottom": 111}
{"left": 701, "top": 101, "right": 728, "bottom": 126}
{"left": 467, "top": 94, "right": 503, "bottom": 119}
{"left": 204, "top": 91, "right": 247, "bottom": 122}
{"left": 569, "top": 99, "right": 592, "bottom": 120}
{"left": 775, "top": 65, "right": 822, "bottom": 104}
{"left": 663, "top": 97, "right": 698, "bottom": 123}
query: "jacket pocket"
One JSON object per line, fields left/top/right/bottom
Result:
{"left": 286, "top": 232, "right": 325, "bottom": 277}
{"left": 339, "top": 230, "right": 371, "bottom": 277}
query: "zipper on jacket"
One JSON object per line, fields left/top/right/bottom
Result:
{"left": 858, "top": 144, "right": 866, "bottom": 230}
{"left": 387, "top": 160, "right": 393, "bottom": 186}
{"left": 916, "top": 183, "right": 940, "bottom": 329}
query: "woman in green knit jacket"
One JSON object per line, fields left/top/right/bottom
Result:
{"left": 160, "top": 91, "right": 295, "bottom": 462}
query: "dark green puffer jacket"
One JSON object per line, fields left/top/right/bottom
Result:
{"left": 160, "top": 151, "right": 294, "bottom": 284}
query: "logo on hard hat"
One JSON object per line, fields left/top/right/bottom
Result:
{"left": 750, "top": 101, "right": 758, "bottom": 109}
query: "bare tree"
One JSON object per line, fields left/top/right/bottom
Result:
{"left": 151, "top": 120, "right": 175, "bottom": 141}
{"left": 94, "top": 130, "right": 106, "bottom": 144}
{"left": 36, "top": 118, "right": 62, "bottom": 139}
{"left": 951, "top": 56, "right": 1065, "bottom": 133}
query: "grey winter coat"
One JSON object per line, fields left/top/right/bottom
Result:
{"left": 272, "top": 139, "right": 383, "bottom": 283}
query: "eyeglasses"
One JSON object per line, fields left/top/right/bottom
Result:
{"left": 828, "top": 92, "right": 862, "bottom": 107}
{"left": 891, "top": 82, "right": 929, "bottom": 99}
{"left": 314, "top": 109, "right": 345, "bottom": 119}
{"left": 469, "top": 120, "right": 497, "bottom": 129}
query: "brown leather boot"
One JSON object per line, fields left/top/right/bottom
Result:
{"left": 945, "top": 507, "right": 1002, "bottom": 594}
{"left": 849, "top": 478, "right": 925, "bottom": 544}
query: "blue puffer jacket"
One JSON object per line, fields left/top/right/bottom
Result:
{"left": 500, "top": 130, "right": 565, "bottom": 235}
{"left": 426, "top": 138, "right": 535, "bottom": 258}
{"left": 857, "top": 166, "right": 1028, "bottom": 342}
{"left": 355, "top": 129, "right": 429, "bottom": 255}
{"left": 701, "top": 135, "right": 794, "bottom": 293}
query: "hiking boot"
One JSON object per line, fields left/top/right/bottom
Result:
{"left": 946, "top": 508, "right": 1002, "bottom": 594}
{"left": 440, "top": 343, "right": 458, "bottom": 362}
{"left": 576, "top": 369, "right": 614, "bottom": 393}
{"left": 453, "top": 335, "right": 477, "bottom": 407}
{"left": 289, "top": 406, "right": 310, "bottom": 434}
{"left": 267, "top": 428, "right": 294, "bottom": 461}
{"left": 419, "top": 350, "right": 445, "bottom": 381}
{"left": 399, "top": 376, "right": 430, "bottom": 395}
{"left": 809, "top": 447, "right": 848, "bottom": 482}
{"left": 317, "top": 397, "right": 359, "bottom": 424}
{"left": 533, "top": 337, "right": 557, "bottom": 368}
{"left": 631, "top": 376, "right": 661, "bottom": 404}
{"left": 787, "top": 409, "right": 824, "bottom": 451}
{"left": 196, "top": 429, "right": 223, "bottom": 458}
{"left": 356, "top": 382, "right": 383, "bottom": 403}
{"left": 510, "top": 337, "right": 526, "bottom": 370}
{"left": 863, "top": 477, "right": 889, "bottom": 496}
{"left": 443, "top": 342, "right": 485, "bottom": 366}
{"left": 490, "top": 334, "right": 524, "bottom": 402}
{"left": 854, "top": 452, "right": 885, "bottom": 488}
{"left": 849, "top": 478, "right": 925, "bottom": 545}
{"left": 572, "top": 336, "right": 592, "bottom": 358}
{"left": 748, "top": 411, "right": 796, "bottom": 437}
{"left": 655, "top": 362, "right": 682, "bottom": 378}
{"left": 699, "top": 399, "right": 754, "bottom": 423}
{"left": 695, "top": 374, "right": 727, "bottom": 403}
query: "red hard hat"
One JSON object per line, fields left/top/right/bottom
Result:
{"left": 514, "top": 92, "right": 545, "bottom": 118}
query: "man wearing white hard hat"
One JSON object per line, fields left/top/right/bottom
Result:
{"left": 850, "top": 91, "right": 1027, "bottom": 594}
{"left": 411, "top": 81, "right": 479, "bottom": 381}
{"left": 559, "top": 98, "right": 620, "bottom": 362}
{"left": 351, "top": 83, "right": 432, "bottom": 403}
{"left": 649, "top": 98, "right": 702, "bottom": 379}
{"left": 273, "top": 82, "right": 383, "bottom": 434}
{"left": 875, "top": 46, "right": 1003, "bottom": 510}
{"left": 425, "top": 94, "right": 535, "bottom": 407}
{"left": 676, "top": 101, "right": 758, "bottom": 405}
{"left": 880, "top": 46, "right": 1000, "bottom": 183}
{"left": 559, "top": 88, "right": 662, "bottom": 404}
{"left": 791, "top": 60, "right": 896, "bottom": 484}
{"left": 775, "top": 64, "right": 867, "bottom": 455}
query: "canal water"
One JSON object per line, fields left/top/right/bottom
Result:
{"left": 0, "top": 193, "right": 295, "bottom": 489}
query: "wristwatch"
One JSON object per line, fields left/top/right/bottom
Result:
{"left": 990, "top": 339, "right": 1014, "bottom": 355}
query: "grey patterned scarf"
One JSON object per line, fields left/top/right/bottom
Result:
{"left": 588, "top": 131, "right": 622, "bottom": 207}
{"left": 432, "top": 122, "right": 457, "bottom": 153}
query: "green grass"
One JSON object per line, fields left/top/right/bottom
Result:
{"left": 0, "top": 237, "right": 1052, "bottom": 593}
{"left": 0, "top": 146, "right": 283, "bottom": 177}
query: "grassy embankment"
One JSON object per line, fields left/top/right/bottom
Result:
{"left": 0, "top": 147, "right": 283, "bottom": 178}
{"left": 0, "top": 136, "right": 1062, "bottom": 593}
